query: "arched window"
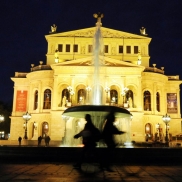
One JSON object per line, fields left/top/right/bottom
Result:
{"left": 144, "top": 91, "right": 151, "bottom": 111}
{"left": 61, "top": 89, "right": 69, "bottom": 107}
{"left": 126, "top": 90, "right": 134, "bottom": 108}
{"left": 78, "top": 89, "right": 85, "bottom": 105}
{"left": 34, "top": 90, "right": 38, "bottom": 110}
{"left": 110, "top": 90, "right": 118, "bottom": 104}
{"left": 43, "top": 89, "right": 51, "bottom": 109}
{"left": 156, "top": 92, "right": 160, "bottom": 112}
{"left": 42, "top": 122, "right": 49, "bottom": 138}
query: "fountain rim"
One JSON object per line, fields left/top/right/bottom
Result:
{"left": 62, "top": 105, "right": 132, "bottom": 118}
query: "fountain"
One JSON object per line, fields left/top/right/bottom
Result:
{"left": 62, "top": 13, "right": 132, "bottom": 147}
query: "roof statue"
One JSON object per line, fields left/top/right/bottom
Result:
{"left": 140, "top": 27, "right": 148, "bottom": 36}
{"left": 93, "top": 12, "right": 104, "bottom": 26}
{"left": 49, "top": 24, "right": 57, "bottom": 34}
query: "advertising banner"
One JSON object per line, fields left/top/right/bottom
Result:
{"left": 167, "top": 93, "right": 177, "bottom": 113}
{"left": 16, "top": 90, "right": 27, "bottom": 112}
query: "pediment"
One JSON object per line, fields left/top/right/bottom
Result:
{"left": 51, "top": 56, "right": 144, "bottom": 68}
{"left": 46, "top": 27, "right": 151, "bottom": 40}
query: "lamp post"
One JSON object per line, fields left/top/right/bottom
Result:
{"left": 162, "top": 113, "right": 171, "bottom": 146}
{"left": 22, "top": 112, "right": 31, "bottom": 139}
{"left": 156, "top": 123, "right": 160, "bottom": 141}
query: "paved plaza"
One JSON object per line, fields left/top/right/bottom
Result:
{"left": 0, "top": 163, "right": 182, "bottom": 182}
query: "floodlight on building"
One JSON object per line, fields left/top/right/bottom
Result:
{"left": 55, "top": 49, "right": 59, "bottom": 63}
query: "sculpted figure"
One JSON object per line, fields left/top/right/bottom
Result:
{"left": 50, "top": 24, "right": 57, "bottom": 33}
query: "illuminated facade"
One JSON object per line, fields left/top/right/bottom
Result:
{"left": 9, "top": 21, "right": 182, "bottom": 145}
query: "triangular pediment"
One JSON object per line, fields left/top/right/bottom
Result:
{"left": 46, "top": 27, "right": 151, "bottom": 40}
{"left": 51, "top": 56, "right": 144, "bottom": 69}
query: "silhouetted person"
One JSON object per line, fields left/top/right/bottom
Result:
{"left": 18, "top": 136, "right": 22, "bottom": 146}
{"left": 45, "top": 136, "right": 50, "bottom": 146}
{"left": 38, "top": 136, "right": 42, "bottom": 146}
{"left": 101, "top": 112, "right": 125, "bottom": 171}
{"left": 73, "top": 114, "right": 101, "bottom": 169}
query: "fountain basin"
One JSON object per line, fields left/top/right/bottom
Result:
{"left": 62, "top": 105, "right": 132, "bottom": 118}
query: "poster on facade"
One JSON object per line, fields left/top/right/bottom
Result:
{"left": 16, "top": 90, "right": 27, "bottom": 112}
{"left": 167, "top": 93, "right": 177, "bottom": 113}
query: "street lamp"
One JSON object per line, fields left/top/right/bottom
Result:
{"left": 162, "top": 113, "right": 171, "bottom": 146}
{"left": 22, "top": 112, "right": 31, "bottom": 139}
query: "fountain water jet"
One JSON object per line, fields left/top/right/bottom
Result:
{"left": 62, "top": 13, "right": 132, "bottom": 147}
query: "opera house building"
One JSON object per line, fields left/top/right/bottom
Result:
{"left": 9, "top": 16, "right": 182, "bottom": 146}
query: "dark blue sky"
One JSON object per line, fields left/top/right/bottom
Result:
{"left": 0, "top": 1, "right": 182, "bottom": 105}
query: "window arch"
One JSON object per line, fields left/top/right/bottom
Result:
{"left": 34, "top": 90, "right": 38, "bottom": 110}
{"left": 156, "top": 92, "right": 160, "bottom": 112}
{"left": 144, "top": 91, "right": 151, "bottom": 111}
{"left": 42, "top": 122, "right": 49, "bottom": 138}
{"left": 43, "top": 89, "right": 51, "bottom": 109}
{"left": 110, "top": 90, "right": 118, "bottom": 104}
{"left": 78, "top": 89, "right": 85, "bottom": 105}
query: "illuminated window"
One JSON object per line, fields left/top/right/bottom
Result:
{"left": 126, "top": 90, "right": 134, "bottom": 108}
{"left": 73, "top": 44, "right": 78, "bottom": 52}
{"left": 34, "top": 90, "right": 38, "bottom": 110}
{"left": 66, "top": 44, "right": 70, "bottom": 52}
{"left": 144, "top": 91, "right": 151, "bottom": 111}
{"left": 43, "top": 89, "right": 51, "bottom": 109}
{"left": 134, "top": 46, "right": 138, "bottom": 54}
{"left": 156, "top": 92, "right": 160, "bottom": 112}
{"left": 58, "top": 44, "right": 63, "bottom": 52}
{"left": 126, "top": 46, "right": 131, "bottom": 53}
{"left": 119, "top": 45, "right": 123, "bottom": 53}
{"left": 78, "top": 89, "right": 85, "bottom": 105}
{"left": 110, "top": 90, "right": 118, "bottom": 104}
{"left": 104, "top": 45, "right": 108, "bottom": 53}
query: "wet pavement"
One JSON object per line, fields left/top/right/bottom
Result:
{"left": 0, "top": 162, "right": 182, "bottom": 182}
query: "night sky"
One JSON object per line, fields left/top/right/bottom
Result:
{"left": 0, "top": 1, "right": 182, "bottom": 107}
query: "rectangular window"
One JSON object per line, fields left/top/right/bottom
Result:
{"left": 134, "top": 46, "right": 138, "bottom": 54}
{"left": 73, "top": 44, "right": 78, "bottom": 52}
{"left": 119, "top": 45, "right": 123, "bottom": 53}
{"left": 66, "top": 44, "right": 70, "bottom": 52}
{"left": 88, "top": 45, "right": 93, "bottom": 53}
{"left": 126, "top": 46, "right": 131, "bottom": 54}
{"left": 104, "top": 45, "right": 108, "bottom": 53}
{"left": 58, "top": 44, "right": 63, "bottom": 52}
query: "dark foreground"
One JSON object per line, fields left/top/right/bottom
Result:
{"left": 1, "top": 147, "right": 182, "bottom": 181}
{"left": 1, "top": 163, "right": 182, "bottom": 182}
{"left": 0, "top": 146, "right": 182, "bottom": 165}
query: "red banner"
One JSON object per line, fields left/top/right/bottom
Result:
{"left": 16, "top": 90, "right": 27, "bottom": 112}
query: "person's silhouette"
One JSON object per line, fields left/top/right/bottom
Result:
{"left": 73, "top": 114, "right": 101, "bottom": 169}
{"left": 101, "top": 112, "right": 125, "bottom": 171}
